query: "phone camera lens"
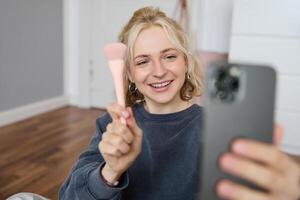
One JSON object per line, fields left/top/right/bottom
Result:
{"left": 213, "top": 66, "right": 240, "bottom": 102}
{"left": 216, "top": 68, "right": 226, "bottom": 80}
{"left": 225, "top": 77, "right": 239, "bottom": 91}
{"left": 216, "top": 91, "right": 228, "bottom": 100}
{"left": 230, "top": 77, "right": 239, "bottom": 91}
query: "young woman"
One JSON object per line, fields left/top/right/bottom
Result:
{"left": 59, "top": 7, "right": 300, "bottom": 200}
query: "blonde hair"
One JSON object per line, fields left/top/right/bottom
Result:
{"left": 119, "top": 7, "right": 203, "bottom": 107}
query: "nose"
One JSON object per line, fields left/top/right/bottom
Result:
{"left": 152, "top": 59, "right": 167, "bottom": 78}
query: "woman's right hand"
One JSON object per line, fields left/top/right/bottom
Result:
{"left": 98, "top": 103, "right": 143, "bottom": 184}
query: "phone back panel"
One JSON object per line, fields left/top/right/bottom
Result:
{"left": 198, "top": 62, "right": 276, "bottom": 199}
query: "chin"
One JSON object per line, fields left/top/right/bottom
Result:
{"left": 147, "top": 93, "right": 180, "bottom": 105}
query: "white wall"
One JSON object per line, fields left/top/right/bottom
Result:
{"left": 194, "top": 0, "right": 234, "bottom": 53}
{"left": 229, "top": 0, "right": 300, "bottom": 155}
{"left": 64, "top": 0, "right": 81, "bottom": 106}
{"left": 0, "top": 0, "right": 68, "bottom": 127}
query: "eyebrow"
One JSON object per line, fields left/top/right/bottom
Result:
{"left": 161, "top": 48, "right": 177, "bottom": 53}
{"left": 133, "top": 48, "right": 178, "bottom": 60}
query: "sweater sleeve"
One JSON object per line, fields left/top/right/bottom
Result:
{"left": 58, "top": 114, "right": 129, "bottom": 200}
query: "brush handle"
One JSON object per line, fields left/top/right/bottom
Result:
{"left": 108, "top": 60, "right": 125, "bottom": 107}
{"left": 108, "top": 60, "right": 126, "bottom": 125}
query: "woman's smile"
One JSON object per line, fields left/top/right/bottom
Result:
{"left": 148, "top": 80, "right": 173, "bottom": 92}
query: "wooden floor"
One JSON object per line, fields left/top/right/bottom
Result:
{"left": 0, "top": 106, "right": 105, "bottom": 200}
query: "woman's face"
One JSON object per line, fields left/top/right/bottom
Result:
{"left": 129, "top": 26, "right": 187, "bottom": 109}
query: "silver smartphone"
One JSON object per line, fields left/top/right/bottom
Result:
{"left": 197, "top": 62, "right": 276, "bottom": 199}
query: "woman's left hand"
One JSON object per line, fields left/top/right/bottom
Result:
{"left": 217, "top": 125, "right": 300, "bottom": 200}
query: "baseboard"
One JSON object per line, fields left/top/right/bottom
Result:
{"left": 69, "top": 95, "right": 80, "bottom": 106}
{"left": 281, "top": 143, "right": 300, "bottom": 156}
{"left": 0, "top": 96, "right": 69, "bottom": 127}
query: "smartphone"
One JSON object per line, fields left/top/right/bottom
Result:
{"left": 197, "top": 62, "right": 276, "bottom": 199}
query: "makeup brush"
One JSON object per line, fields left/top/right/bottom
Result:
{"left": 103, "top": 42, "right": 127, "bottom": 124}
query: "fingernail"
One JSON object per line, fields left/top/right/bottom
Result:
{"left": 120, "top": 117, "right": 126, "bottom": 125}
{"left": 220, "top": 154, "right": 236, "bottom": 172}
{"left": 233, "top": 141, "right": 245, "bottom": 154}
{"left": 121, "top": 111, "right": 129, "bottom": 118}
{"left": 217, "top": 180, "right": 234, "bottom": 197}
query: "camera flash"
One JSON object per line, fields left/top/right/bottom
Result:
{"left": 229, "top": 66, "right": 240, "bottom": 77}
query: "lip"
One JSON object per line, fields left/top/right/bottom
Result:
{"left": 148, "top": 80, "right": 173, "bottom": 92}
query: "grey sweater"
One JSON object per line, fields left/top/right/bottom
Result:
{"left": 59, "top": 104, "right": 203, "bottom": 200}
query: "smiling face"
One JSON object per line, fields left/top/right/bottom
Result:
{"left": 128, "top": 26, "right": 188, "bottom": 113}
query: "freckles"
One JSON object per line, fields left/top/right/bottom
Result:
{"left": 232, "top": 140, "right": 247, "bottom": 155}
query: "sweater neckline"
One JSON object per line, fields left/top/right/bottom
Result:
{"left": 134, "top": 103, "right": 199, "bottom": 122}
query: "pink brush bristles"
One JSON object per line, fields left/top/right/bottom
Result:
{"left": 103, "top": 43, "right": 127, "bottom": 61}
{"left": 103, "top": 42, "right": 127, "bottom": 124}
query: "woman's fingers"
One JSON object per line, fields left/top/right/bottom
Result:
{"left": 99, "top": 139, "right": 122, "bottom": 157}
{"left": 107, "top": 103, "right": 129, "bottom": 122}
{"left": 273, "top": 124, "right": 283, "bottom": 145}
{"left": 106, "top": 104, "right": 141, "bottom": 141}
{"left": 107, "top": 133, "right": 130, "bottom": 154}
{"left": 223, "top": 139, "right": 300, "bottom": 199}
{"left": 219, "top": 153, "right": 282, "bottom": 192}
{"left": 100, "top": 106, "right": 142, "bottom": 158}
{"left": 231, "top": 139, "right": 289, "bottom": 172}
{"left": 106, "top": 123, "right": 134, "bottom": 144}
{"left": 216, "top": 179, "right": 270, "bottom": 200}
{"left": 101, "top": 132, "right": 130, "bottom": 154}
{"left": 98, "top": 104, "right": 143, "bottom": 176}
{"left": 231, "top": 139, "right": 300, "bottom": 184}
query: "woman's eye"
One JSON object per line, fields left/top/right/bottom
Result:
{"left": 136, "top": 60, "right": 148, "bottom": 66}
{"left": 164, "top": 54, "right": 177, "bottom": 61}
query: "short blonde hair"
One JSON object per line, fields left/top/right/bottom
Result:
{"left": 119, "top": 7, "right": 203, "bottom": 107}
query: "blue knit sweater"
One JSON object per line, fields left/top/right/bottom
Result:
{"left": 59, "top": 104, "right": 203, "bottom": 200}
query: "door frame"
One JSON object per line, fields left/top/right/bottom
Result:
{"left": 64, "top": 0, "right": 93, "bottom": 108}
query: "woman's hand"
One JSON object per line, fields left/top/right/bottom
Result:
{"left": 217, "top": 125, "right": 300, "bottom": 200}
{"left": 98, "top": 103, "right": 143, "bottom": 184}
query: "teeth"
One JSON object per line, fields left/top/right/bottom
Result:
{"left": 150, "top": 81, "right": 171, "bottom": 88}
